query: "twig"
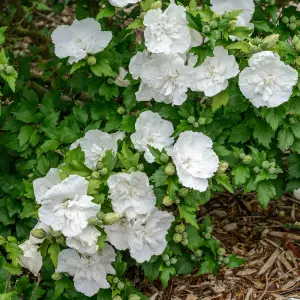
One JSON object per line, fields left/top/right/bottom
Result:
{"left": 268, "top": 231, "right": 300, "bottom": 241}
{"left": 30, "top": 274, "right": 41, "bottom": 300}
{"left": 257, "top": 248, "right": 281, "bottom": 276}
{"left": 5, "top": 273, "right": 11, "bottom": 293}
{"left": 258, "top": 273, "right": 269, "bottom": 300}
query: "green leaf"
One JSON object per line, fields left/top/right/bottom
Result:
{"left": 253, "top": 120, "right": 274, "bottom": 148}
{"left": 102, "top": 150, "right": 117, "bottom": 172}
{"left": 291, "top": 122, "right": 300, "bottom": 139}
{"left": 229, "top": 124, "right": 251, "bottom": 143}
{"left": 226, "top": 41, "right": 250, "bottom": 53}
{"left": 151, "top": 168, "right": 168, "bottom": 187}
{"left": 29, "top": 131, "right": 40, "bottom": 147}
{"left": 0, "top": 27, "right": 7, "bottom": 45}
{"left": 37, "top": 140, "right": 60, "bottom": 156}
{"left": 120, "top": 115, "right": 135, "bottom": 133}
{"left": 212, "top": 89, "right": 229, "bottom": 112}
{"left": 54, "top": 277, "right": 72, "bottom": 299}
{"left": 123, "top": 86, "right": 137, "bottom": 111}
{"left": 178, "top": 204, "right": 199, "bottom": 229}
{"left": 227, "top": 254, "right": 247, "bottom": 268}
{"left": 99, "top": 82, "right": 118, "bottom": 101}
{"left": 91, "top": 60, "right": 115, "bottom": 77}
{"left": 232, "top": 165, "right": 250, "bottom": 186}
{"left": 167, "top": 176, "right": 178, "bottom": 199}
{"left": 257, "top": 181, "right": 276, "bottom": 209}
{"left": 159, "top": 266, "right": 176, "bottom": 288}
{"left": 142, "top": 258, "right": 161, "bottom": 282}
{"left": 70, "top": 60, "right": 86, "bottom": 74}
{"left": 175, "top": 254, "right": 194, "bottom": 275}
{"left": 215, "top": 173, "right": 234, "bottom": 193}
{"left": 126, "top": 19, "right": 144, "bottom": 30}
{"left": 0, "top": 292, "right": 16, "bottom": 300}
{"left": 36, "top": 155, "right": 50, "bottom": 176}
{"left": 260, "top": 107, "right": 285, "bottom": 131}
{"left": 73, "top": 106, "right": 88, "bottom": 124}
{"left": 48, "top": 242, "right": 60, "bottom": 268}
{"left": 96, "top": 4, "right": 115, "bottom": 20}
{"left": 117, "top": 142, "right": 140, "bottom": 170}
{"left": 18, "top": 125, "right": 34, "bottom": 147}
{"left": 197, "top": 256, "right": 216, "bottom": 275}
{"left": 287, "top": 154, "right": 300, "bottom": 178}
{"left": 186, "top": 225, "right": 205, "bottom": 250}
{"left": 278, "top": 128, "right": 294, "bottom": 151}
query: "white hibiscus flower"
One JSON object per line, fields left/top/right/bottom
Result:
{"left": 129, "top": 51, "right": 193, "bottom": 105}
{"left": 210, "top": 0, "right": 255, "bottom": 29}
{"left": 107, "top": 172, "right": 156, "bottom": 219}
{"left": 238, "top": 51, "right": 298, "bottom": 108}
{"left": 171, "top": 131, "right": 219, "bottom": 192}
{"left": 70, "top": 130, "right": 125, "bottom": 170}
{"left": 293, "top": 189, "right": 300, "bottom": 200}
{"left": 51, "top": 18, "right": 112, "bottom": 64}
{"left": 33, "top": 168, "right": 60, "bottom": 204}
{"left": 38, "top": 175, "right": 99, "bottom": 237}
{"left": 114, "top": 67, "right": 130, "bottom": 87}
{"left": 56, "top": 244, "right": 116, "bottom": 297}
{"left": 105, "top": 208, "right": 174, "bottom": 263}
{"left": 109, "top": 0, "right": 140, "bottom": 8}
{"left": 131, "top": 111, "right": 174, "bottom": 163}
{"left": 189, "top": 46, "right": 239, "bottom": 97}
{"left": 143, "top": 1, "right": 192, "bottom": 54}
{"left": 19, "top": 240, "right": 43, "bottom": 276}
{"left": 66, "top": 226, "right": 101, "bottom": 255}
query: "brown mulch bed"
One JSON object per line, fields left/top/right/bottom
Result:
{"left": 139, "top": 194, "right": 300, "bottom": 300}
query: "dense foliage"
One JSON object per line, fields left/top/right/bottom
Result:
{"left": 0, "top": 0, "right": 300, "bottom": 299}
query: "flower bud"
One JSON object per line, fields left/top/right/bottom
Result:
{"left": 56, "top": 235, "right": 66, "bottom": 246}
{"left": 282, "top": 16, "right": 289, "bottom": 24}
{"left": 243, "top": 155, "right": 252, "bottom": 165}
{"left": 31, "top": 229, "right": 47, "bottom": 239}
{"left": 290, "top": 15, "right": 296, "bottom": 23}
{"left": 113, "top": 277, "right": 119, "bottom": 283}
{"left": 163, "top": 195, "right": 173, "bottom": 206}
{"left": 182, "top": 232, "right": 188, "bottom": 239}
{"left": 222, "top": 12, "right": 229, "bottom": 19}
{"left": 191, "top": 254, "right": 196, "bottom": 261}
{"left": 250, "top": 45, "right": 262, "bottom": 53}
{"left": 223, "top": 257, "right": 230, "bottom": 264}
{"left": 91, "top": 171, "right": 100, "bottom": 180}
{"left": 253, "top": 166, "right": 260, "bottom": 174}
{"left": 289, "top": 117, "right": 296, "bottom": 124}
{"left": 103, "top": 212, "right": 122, "bottom": 225}
{"left": 97, "top": 211, "right": 105, "bottom": 219}
{"left": 187, "top": 116, "right": 195, "bottom": 124}
{"left": 5, "top": 66, "right": 15, "bottom": 75}
{"left": 107, "top": 78, "right": 114, "bottom": 84}
{"left": 202, "top": 25, "right": 211, "bottom": 34}
{"left": 229, "top": 20, "right": 236, "bottom": 31}
{"left": 295, "top": 43, "right": 300, "bottom": 52}
{"left": 165, "top": 261, "right": 171, "bottom": 266}
{"left": 170, "top": 257, "right": 177, "bottom": 264}
{"left": 262, "top": 161, "right": 270, "bottom": 169}
{"left": 289, "top": 23, "right": 297, "bottom": 30}
{"left": 210, "top": 20, "right": 218, "bottom": 29}
{"left": 181, "top": 239, "right": 188, "bottom": 246}
{"left": 87, "top": 56, "right": 97, "bottom": 66}
{"left": 173, "top": 233, "right": 182, "bottom": 243}
{"left": 160, "top": 153, "right": 169, "bottom": 163}
{"left": 0, "top": 64, "right": 4, "bottom": 72}
{"left": 162, "top": 254, "right": 169, "bottom": 262}
{"left": 165, "top": 164, "right": 176, "bottom": 176}
{"left": 296, "top": 57, "right": 300, "bottom": 66}
{"left": 88, "top": 216, "right": 99, "bottom": 226}
{"left": 198, "top": 117, "right": 206, "bottom": 125}
{"left": 261, "top": 34, "right": 279, "bottom": 49}
{"left": 51, "top": 273, "right": 62, "bottom": 281}
{"left": 100, "top": 167, "right": 108, "bottom": 175}
{"left": 96, "top": 161, "right": 104, "bottom": 170}
{"left": 49, "top": 229, "right": 62, "bottom": 238}
{"left": 239, "top": 153, "right": 246, "bottom": 159}
{"left": 113, "top": 296, "right": 122, "bottom": 300}
{"left": 292, "top": 35, "right": 300, "bottom": 46}
{"left": 269, "top": 167, "right": 276, "bottom": 174}
{"left": 204, "top": 233, "right": 211, "bottom": 239}
{"left": 269, "top": 0, "right": 275, "bottom": 4}
{"left": 206, "top": 226, "right": 213, "bottom": 234}
{"left": 217, "top": 248, "right": 226, "bottom": 256}
{"left": 117, "top": 107, "right": 126, "bottom": 115}
{"left": 137, "top": 164, "right": 144, "bottom": 171}
{"left": 150, "top": 0, "right": 162, "bottom": 9}
{"left": 179, "top": 188, "right": 188, "bottom": 197}
{"left": 175, "top": 224, "right": 185, "bottom": 233}
{"left": 218, "top": 256, "right": 224, "bottom": 262}
{"left": 195, "top": 249, "right": 203, "bottom": 257}
{"left": 117, "top": 281, "right": 125, "bottom": 290}
{"left": 193, "top": 122, "right": 199, "bottom": 128}
{"left": 175, "top": 197, "right": 180, "bottom": 204}
{"left": 129, "top": 295, "right": 141, "bottom": 300}
{"left": 253, "top": 37, "right": 262, "bottom": 45}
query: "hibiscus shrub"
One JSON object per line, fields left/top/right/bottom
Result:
{"left": 0, "top": 0, "right": 300, "bottom": 299}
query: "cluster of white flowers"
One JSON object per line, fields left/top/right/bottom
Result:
{"left": 105, "top": 171, "right": 174, "bottom": 262}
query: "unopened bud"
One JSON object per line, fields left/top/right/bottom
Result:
{"left": 5, "top": 66, "right": 15, "bottom": 75}
{"left": 198, "top": 117, "right": 206, "bottom": 125}
{"left": 51, "top": 273, "right": 62, "bottom": 281}
{"left": 107, "top": 78, "right": 114, "bottom": 84}
{"left": 253, "top": 166, "right": 260, "bottom": 174}
{"left": 181, "top": 239, "right": 188, "bottom": 246}
{"left": 204, "top": 233, "right": 211, "bottom": 239}
{"left": 103, "top": 212, "right": 122, "bottom": 225}
{"left": 137, "top": 164, "right": 144, "bottom": 171}
{"left": 193, "top": 122, "right": 199, "bottom": 128}
{"left": 289, "top": 23, "right": 297, "bottom": 30}
{"left": 31, "top": 229, "right": 46, "bottom": 239}
{"left": 296, "top": 57, "right": 300, "bottom": 66}
{"left": 269, "top": 167, "right": 276, "bottom": 174}
{"left": 202, "top": 25, "right": 211, "bottom": 34}
{"left": 182, "top": 232, "right": 188, "bottom": 239}
{"left": 128, "top": 295, "right": 141, "bottom": 300}
{"left": 113, "top": 296, "right": 122, "bottom": 300}
{"left": 261, "top": 34, "right": 279, "bottom": 49}
{"left": 0, "top": 64, "right": 4, "bottom": 72}
{"left": 210, "top": 20, "right": 218, "bottom": 29}
{"left": 113, "top": 277, "right": 119, "bottom": 284}
{"left": 56, "top": 235, "right": 66, "bottom": 246}
{"left": 229, "top": 20, "right": 236, "bottom": 31}
{"left": 117, "top": 107, "right": 126, "bottom": 115}
{"left": 223, "top": 257, "right": 230, "bottom": 264}
{"left": 49, "top": 229, "right": 62, "bottom": 238}
{"left": 117, "top": 281, "right": 125, "bottom": 290}
{"left": 175, "top": 224, "right": 185, "bottom": 233}
{"left": 91, "top": 171, "right": 100, "bottom": 180}
{"left": 100, "top": 167, "right": 108, "bottom": 175}
{"left": 206, "top": 226, "right": 213, "bottom": 234}
{"left": 173, "top": 233, "right": 182, "bottom": 243}
{"left": 87, "top": 56, "right": 97, "bottom": 66}
{"left": 289, "top": 117, "right": 296, "bottom": 124}
{"left": 290, "top": 15, "right": 296, "bottom": 23}
{"left": 195, "top": 249, "right": 203, "bottom": 257}
{"left": 243, "top": 155, "right": 252, "bottom": 165}
{"left": 239, "top": 153, "right": 246, "bottom": 159}
{"left": 187, "top": 116, "right": 195, "bottom": 124}
{"left": 253, "top": 37, "right": 262, "bottom": 45}
{"left": 179, "top": 188, "right": 188, "bottom": 197}
{"left": 222, "top": 12, "right": 229, "bottom": 19}
{"left": 160, "top": 153, "right": 169, "bottom": 163}
{"left": 163, "top": 195, "right": 173, "bottom": 206}
{"left": 97, "top": 211, "right": 105, "bottom": 219}
{"left": 150, "top": 0, "right": 162, "bottom": 9}
{"left": 282, "top": 16, "right": 289, "bottom": 24}
{"left": 165, "top": 164, "right": 176, "bottom": 176}
{"left": 217, "top": 248, "right": 226, "bottom": 256}
{"left": 96, "top": 161, "right": 103, "bottom": 170}
{"left": 191, "top": 254, "right": 196, "bottom": 261}
{"left": 162, "top": 254, "right": 169, "bottom": 261}
{"left": 170, "top": 257, "right": 177, "bottom": 264}
{"left": 262, "top": 161, "right": 270, "bottom": 169}
{"left": 292, "top": 35, "right": 300, "bottom": 46}
{"left": 88, "top": 216, "right": 99, "bottom": 226}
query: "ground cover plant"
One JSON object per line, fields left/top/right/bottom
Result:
{"left": 0, "top": 0, "right": 300, "bottom": 299}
